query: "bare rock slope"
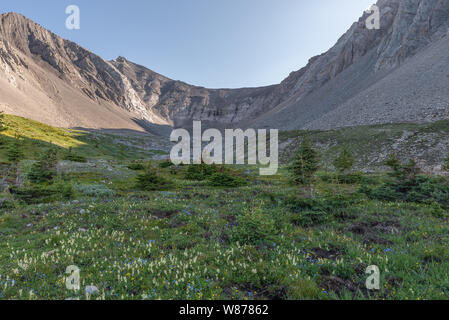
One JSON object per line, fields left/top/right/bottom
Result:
{"left": 251, "top": 0, "right": 449, "bottom": 130}
{"left": 1, "top": 0, "right": 449, "bottom": 132}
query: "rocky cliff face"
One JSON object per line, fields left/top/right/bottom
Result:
{"left": 271, "top": 0, "right": 449, "bottom": 102}
{"left": 376, "top": 0, "right": 449, "bottom": 70}
{"left": 1, "top": 0, "right": 449, "bottom": 132}
{"left": 252, "top": 0, "right": 449, "bottom": 130}
{"left": 110, "top": 57, "right": 280, "bottom": 127}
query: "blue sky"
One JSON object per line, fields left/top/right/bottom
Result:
{"left": 1, "top": 0, "right": 375, "bottom": 88}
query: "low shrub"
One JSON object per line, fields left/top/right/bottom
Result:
{"left": 74, "top": 183, "right": 116, "bottom": 198}
{"left": 0, "top": 197, "right": 16, "bottom": 210}
{"left": 318, "top": 172, "right": 363, "bottom": 184}
{"left": 360, "top": 175, "right": 449, "bottom": 208}
{"left": 159, "top": 160, "right": 174, "bottom": 169}
{"left": 208, "top": 172, "right": 247, "bottom": 188}
{"left": 136, "top": 169, "right": 173, "bottom": 191}
{"left": 127, "top": 163, "right": 146, "bottom": 171}
{"left": 64, "top": 154, "right": 87, "bottom": 163}
{"left": 359, "top": 183, "right": 399, "bottom": 202}
{"left": 290, "top": 209, "right": 330, "bottom": 227}
{"left": 10, "top": 182, "right": 73, "bottom": 204}
{"left": 231, "top": 208, "right": 277, "bottom": 245}
{"left": 28, "top": 167, "right": 55, "bottom": 184}
{"left": 284, "top": 193, "right": 362, "bottom": 226}
{"left": 28, "top": 147, "right": 58, "bottom": 184}
{"left": 428, "top": 202, "right": 446, "bottom": 218}
{"left": 185, "top": 163, "right": 217, "bottom": 181}
{"left": 358, "top": 174, "right": 380, "bottom": 185}
{"left": 169, "top": 167, "right": 179, "bottom": 175}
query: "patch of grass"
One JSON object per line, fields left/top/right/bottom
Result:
{"left": 0, "top": 114, "right": 168, "bottom": 162}
{"left": 74, "top": 183, "right": 116, "bottom": 198}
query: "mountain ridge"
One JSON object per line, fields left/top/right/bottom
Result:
{"left": 1, "top": 0, "right": 449, "bottom": 132}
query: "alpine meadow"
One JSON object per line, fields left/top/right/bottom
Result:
{"left": 1, "top": 0, "right": 449, "bottom": 305}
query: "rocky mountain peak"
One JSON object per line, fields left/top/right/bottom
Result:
{"left": 114, "top": 56, "right": 128, "bottom": 63}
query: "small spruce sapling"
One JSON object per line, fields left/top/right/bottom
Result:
{"left": 28, "top": 145, "right": 59, "bottom": 184}
{"left": 136, "top": 165, "right": 172, "bottom": 191}
{"left": 0, "top": 111, "right": 6, "bottom": 132}
{"left": 6, "top": 135, "right": 24, "bottom": 186}
{"left": 385, "top": 154, "right": 420, "bottom": 192}
{"left": 443, "top": 151, "right": 449, "bottom": 172}
{"left": 290, "top": 138, "right": 319, "bottom": 198}
{"left": 0, "top": 111, "right": 7, "bottom": 146}
{"left": 334, "top": 147, "right": 354, "bottom": 175}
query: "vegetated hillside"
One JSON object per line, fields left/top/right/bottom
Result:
{"left": 280, "top": 120, "right": 449, "bottom": 173}
{"left": 2, "top": 113, "right": 448, "bottom": 175}
{"left": 0, "top": 114, "right": 169, "bottom": 162}
{"left": 2, "top": 0, "right": 449, "bottom": 132}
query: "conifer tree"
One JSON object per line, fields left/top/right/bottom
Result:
{"left": 290, "top": 138, "right": 319, "bottom": 198}
{"left": 136, "top": 165, "right": 171, "bottom": 191}
{"left": 443, "top": 151, "right": 449, "bottom": 172}
{"left": 385, "top": 153, "right": 400, "bottom": 170}
{"left": 28, "top": 145, "right": 59, "bottom": 184}
{"left": 0, "top": 111, "right": 6, "bottom": 132}
{"left": 0, "top": 112, "right": 6, "bottom": 146}
{"left": 6, "top": 135, "right": 24, "bottom": 186}
{"left": 385, "top": 154, "right": 420, "bottom": 192}
{"left": 334, "top": 147, "right": 354, "bottom": 175}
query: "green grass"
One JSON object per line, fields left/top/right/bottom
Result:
{"left": 0, "top": 114, "right": 168, "bottom": 162}
{"left": 1, "top": 162, "right": 449, "bottom": 300}
{"left": 0, "top": 115, "right": 449, "bottom": 300}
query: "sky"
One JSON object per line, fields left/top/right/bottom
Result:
{"left": 0, "top": 0, "right": 375, "bottom": 88}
